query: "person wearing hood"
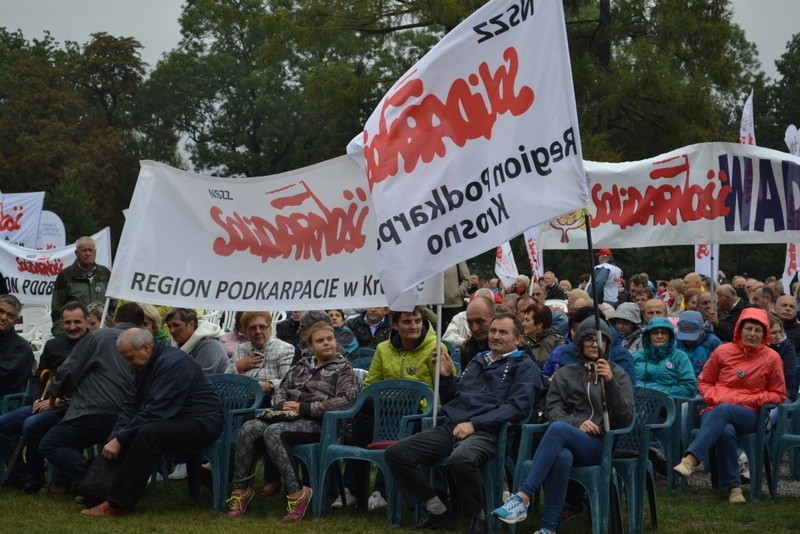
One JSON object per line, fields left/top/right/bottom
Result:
{"left": 675, "top": 311, "right": 723, "bottom": 377}
{"left": 166, "top": 308, "right": 228, "bottom": 376}
{"left": 768, "top": 315, "right": 798, "bottom": 402}
{"left": 334, "top": 306, "right": 451, "bottom": 511}
{"left": 493, "top": 317, "right": 634, "bottom": 532}
{"left": 673, "top": 308, "right": 787, "bottom": 503}
{"left": 521, "top": 303, "right": 565, "bottom": 368}
{"left": 610, "top": 302, "right": 644, "bottom": 353}
{"left": 632, "top": 317, "right": 696, "bottom": 399}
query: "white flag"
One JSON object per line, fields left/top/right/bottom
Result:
{"left": 0, "top": 191, "right": 45, "bottom": 248}
{"left": 739, "top": 90, "right": 756, "bottom": 145}
{"left": 786, "top": 125, "right": 799, "bottom": 156}
{"left": 783, "top": 243, "right": 800, "bottom": 295}
{"left": 495, "top": 241, "right": 519, "bottom": 288}
{"left": 694, "top": 244, "right": 719, "bottom": 283}
{"left": 347, "top": 0, "right": 587, "bottom": 307}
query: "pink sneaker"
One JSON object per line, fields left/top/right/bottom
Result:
{"left": 283, "top": 486, "right": 313, "bottom": 521}
{"left": 226, "top": 488, "right": 254, "bottom": 517}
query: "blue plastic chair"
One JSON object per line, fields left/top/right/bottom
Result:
{"left": 290, "top": 442, "right": 325, "bottom": 517}
{"left": 318, "top": 379, "right": 434, "bottom": 527}
{"left": 613, "top": 388, "right": 675, "bottom": 534}
{"left": 683, "top": 399, "right": 774, "bottom": 501}
{"left": 511, "top": 417, "right": 634, "bottom": 534}
{"left": 193, "top": 374, "right": 263, "bottom": 512}
{"left": 651, "top": 395, "right": 694, "bottom": 491}
{"left": 769, "top": 399, "right": 800, "bottom": 496}
{"left": 350, "top": 355, "right": 373, "bottom": 371}
{"left": 357, "top": 347, "right": 376, "bottom": 359}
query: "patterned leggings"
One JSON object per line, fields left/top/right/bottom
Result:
{"left": 231, "top": 418, "right": 321, "bottom": 494}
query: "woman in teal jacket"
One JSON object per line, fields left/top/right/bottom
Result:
{"left": 632, "top": 316, "right": 697, "bottom": 399}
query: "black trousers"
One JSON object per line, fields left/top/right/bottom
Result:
{"left": 106, "top": 419, "right": 218, "bottom": 510}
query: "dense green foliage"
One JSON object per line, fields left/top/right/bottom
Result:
{"left": 0, "top": 1, "right": 794, "bottom": 280}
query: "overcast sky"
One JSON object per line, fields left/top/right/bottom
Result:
{"left": 0, "top": 0, "right": 797, "bottom": 78}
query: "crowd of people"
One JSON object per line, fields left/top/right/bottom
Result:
{"left": 1, "top": 239, "right": 799, "bottom": 533}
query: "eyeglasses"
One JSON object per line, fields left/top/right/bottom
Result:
{"left": 650, "top": 329, "right": 671, "bottom": 337}
{"left": 247, "top": 325, "right": 270, "bottom": 332}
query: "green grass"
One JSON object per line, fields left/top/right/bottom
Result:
{"left": 1, "top": 479, "right": 798, "bottom": 533}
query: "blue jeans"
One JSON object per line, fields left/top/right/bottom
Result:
{"left": 0, "top": 405, "right": 62, "bottom": 484}
{"left": 519, "top": 422, "right": 603, "bottom": 532}
{"left": 685, "top": 403, "right": 759, "bottom": 489}
{"left": 39, "top": 414, "right": 118, "bottom": 486}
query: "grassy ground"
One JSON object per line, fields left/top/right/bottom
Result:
{"left": 0, "top": 478, "right": 798, "bottom": 534}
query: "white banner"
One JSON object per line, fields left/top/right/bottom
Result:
{"left": 694, "top": 244, "right": 719, "bottom": 282}
{"left": 1, "top": 228, "right": 112, "bottom": 305}
{"left": 36, "top": 211, "right": 66, "bottom": 250}
{"left": 347, "top": 0, "right": 587, "bottom": 307}
{"left": 0, "top": 191, "right": 45, "bottom": 248}
{"left": 783, "top": 243, "right": 800, "bottom": 295}
{"left": 541, "top": 142, "right": 800, "bottom": 249}
{"left": 523, "top": 227, "right": 544, "bottom": 282}
{"left": 107, "top": 159, "right": 443, "bottom": 311}
{"left": 495, "top": 241, "right": 519, "bottom": 288}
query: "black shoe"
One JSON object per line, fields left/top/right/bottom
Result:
{"left": 21, "top": 479, "right": 43, "bottom": 494}
{"left": 410, "top": 510, "right": 454, "bottom": 530}
{"left": 468, "top": 517, "right": 487, "bottom": 534}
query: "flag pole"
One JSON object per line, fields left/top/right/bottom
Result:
{"left": 433, "top": 303, "right": 442, "bottom": 427}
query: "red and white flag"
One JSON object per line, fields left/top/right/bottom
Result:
{"left": 495, "top": 241, "right": 519, "bottom": 288}
{"left": 739, "top": 90, "right": 756, "bottom": 145}
{"left": 348, "top": 0, "right": 587, "bottom": 308}
{"left": 523, "top": 227, "right": 544, "bottom": 282}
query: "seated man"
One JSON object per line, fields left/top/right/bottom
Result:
{"left": 39, "top": 303, "right": 143, "bottom": 493}
{"left": 166, "top": 308, "right": 228, "bottom": 375}
{"left": 346, "top": 307, "right": 392, "bottom": 349}
{"left": 0, "top": 302, "right": 88, "bottom": 493}
{"left": 0, "top": 294, "right": 34, "bottom": 398}
{"left": 385, "top": 313, "right": 542, "bottom": 534}
{"left": 80, "top": 328, "right": 223, "bottom": 516}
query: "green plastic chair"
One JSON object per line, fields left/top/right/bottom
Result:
{"left": 318, "top": 379, "right": 434, "bottom": 527}
{"left": 768, "top": 399, "right": 800, "bottom": 496}
{"left": 191, "top": 374, "right": 263, "bottom": 512}
{"left": 613, "top": 387, "right": 675, "bottom": 534}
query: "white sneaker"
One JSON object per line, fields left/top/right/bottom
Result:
{"left": 168, "top": 463, "right": 188, "bottom": 480}
{"left": 738, "top": 451, "right": 750, "bottom": 482}
{"left": 368, "top": 491, "right": 387, "bottom": 511}
{"left": 330, "top": 488, "right": 356, "bottom": 508}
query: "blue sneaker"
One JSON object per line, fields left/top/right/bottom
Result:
{"left": 492, "top": 493, "right": 529, "bottom": 524}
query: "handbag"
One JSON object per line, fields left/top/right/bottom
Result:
{"left": 78, "top": 455, "right": 122, "bottom": 507}
{"left": 255, "top": 410, "right": 300, "bottom": 424}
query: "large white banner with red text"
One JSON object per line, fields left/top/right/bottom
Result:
{"left": 0, "top": 192, "right": 45, "bottom": 248}
{"left": 348, "top": 0, "right": 588, "bottom": 307}
{"left": 0, "top": 228, "right": 112, "bottom": 305}
{"left": 107, "top": 159, "right": 443, "bottom": 311}
{"left": 540, "top": 142, "right": 800, "bottom": 249}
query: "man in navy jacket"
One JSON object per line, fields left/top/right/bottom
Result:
{"left": 386, "top": 313, "right": 542, "bottom": 534}
{"left": 80, "top": 328, "right": 223, "bottom": 516}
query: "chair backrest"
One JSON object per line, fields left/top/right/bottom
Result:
{"left": 273, "top": 310, "right": 287, "bottom": 323}
{"left": 616, "top": 387, "right": 676, "bottom": 454}
{"left": 358, "top": 347, "right": 376, "bottom": 359}
{"left": 221, "top": 311, "right": 237, "bottom": 333}
{"left": 350, "top": 355, "right": 373, "bottom": 371}
{"left": 198, "top": 310, "right": 222, "bottom": 326}
{"left": 208, "top": 374, "right": 263, "bottom": 411}
{"left": 360, "top": 379, "right": 434, "bottom": 442}
{"left": 15, "top": 306, "right": 49, "bottom": 340}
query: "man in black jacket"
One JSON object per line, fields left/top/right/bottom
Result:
{"left": 714, "top": 284, "right": 753, "bottom": 342}
{"left": 80, "top": 328, "right": 223, "bottom": 516}
{"left": 346, "top": 307, "right": 392, "bottom": 349}
{"left": 0, "top": 294, "right": 33, "bottom": 398}
{"left": 0, "top": 301, "right": 88, "bottom": 493}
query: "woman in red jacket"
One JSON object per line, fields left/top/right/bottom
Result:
{"left": 672, "top": 308, "right": 786, "bottom": 503}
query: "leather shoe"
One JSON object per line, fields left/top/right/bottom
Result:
{"left": 260, "top": 481, "right": 282, "bottom": 496}
{"left": 80, "top": 501, "right": 130, "bottom": 517}
{"left": 410, "top": 510, "right": 454, "bottom": 530}
{"left": 468, "top": 517, "right": 487, "bottom": 534}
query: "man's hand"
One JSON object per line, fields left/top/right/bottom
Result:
{"left": 433, "top": 348, "right": 453, "bottom": 377}
{"left": 595, "top": 358, "right": 613, "bottom": 382}
{"left": 579, "top": 420, "right": 601, "bottom": 436}
{"left": 236, "top": 354, "right": 265, "bottom": 373}
{"left": 452, "top": 422, "right": 475, "bottom": 440}
{"left": 32, "top": 399, "right": 51, "bottom": 414}
{"left": 102, "top": 438, "right": 122, "bottom": 460}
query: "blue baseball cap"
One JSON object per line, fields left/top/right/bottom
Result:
{"left": 676, "top": 311, "right": 704, "bottom": 342}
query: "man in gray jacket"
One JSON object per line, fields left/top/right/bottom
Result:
{"left": 39, "top": 303, "right": 144, "bottom": 493}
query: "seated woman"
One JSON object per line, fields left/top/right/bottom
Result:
{"left": 673, "top": 308, "right": 787, "bottom": 503}
{"left": 768, "top": 315, "right": 798, "bottom": 402}
{"left": 522, "top": 303, "right": 565, "bottom": 369}
{"left": 226, "top": 322, "right": 357, "bottom": 520}
{"left": 327, "top": 309, "right": 359, "bottom": 358}
{"left": 493, "top": 317, "right": 634, "bottom": 533}
{"left": 632, "top": 316, "right": 696, "bottom": 399}
{"left": 220, "top": 311, "right": 248, "bottom": 357}
{"left": 166, "top": 308, "right": 228, "bottom": 375}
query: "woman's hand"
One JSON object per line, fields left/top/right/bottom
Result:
{"left": 433, "top": 348, "right": 452, "bottom": 377}
{"left": 236, "top": 353, "right": 264, "bottom": 373}
{"left": 282, "top": 401, "right": 300, "bottom": 414}
{"left": 579, "top": 419, "right": 602, "bottom": 436}
{"left": 595, "top": 358, "right": 613, "bottom": 381}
